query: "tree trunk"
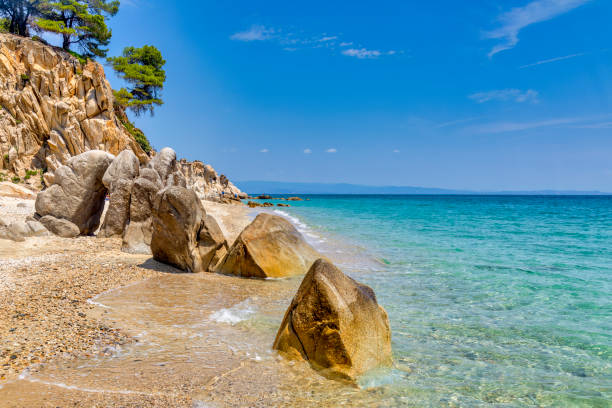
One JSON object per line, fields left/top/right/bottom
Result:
{"left": 62, "top": 34, "right": 71, "bottom": 50}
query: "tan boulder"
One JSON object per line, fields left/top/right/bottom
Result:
{"left": 150, "top": 186, "right": 227, "bottom": 272}
{"left": 0, "top": 182, "right": 36, "bottom": 199}
{"left": 121, "top": 177, "right": 159, "bottom": 254}
{"left": 35, "top": 150, "right": 114, "bottom": 234}
{"left": 273, "top": 259, "right": 392, "bottom": 381}
{"left": 98, "top": 150, "right": 140, "bottom": 238}
{"left": 216, "top": 213, "right": 320, "bottom": 278}
{"left": 39, "top": 215, "right": 80, "bottom": 238}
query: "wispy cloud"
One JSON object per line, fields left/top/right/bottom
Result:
{"left": 231, "top": 25, "right": 399, "bottom": 59}
{"left": 470, "top": 115, "right": 612, "bottom": 134}
{"left": 259, "top": 148, "right": 269, "bottom": 153}
{"left": 469, "top": 89, "right": 539, "bottom": 103}
{"left": 341, "top": 48, "right": 397, "bottom": 59}
{"left": 303, "top": 148, "right": 312, "bottom": 154}
{"left": 393, "top": 149, "right": 400, "bottom": 153}
{"left": 484, "top": 0, "right": 591, "bottom": 57}
{"left": 519, "top": 52, "right": 585, "bottom": 68}
{"left": 231, "top": 25, "right": 276, "bottom": 42}
{"left": 570, "top": 121, "right": 612, "bottom": 129}
{"left": 435, "top": 117, "right": 482, "bottom": 128}
{"left": 325, "top": 148, "right": 337, "bottom": 153}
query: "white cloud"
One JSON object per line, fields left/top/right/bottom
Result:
{"left": 393, "top": 149, "right": 400, "bottom": 153}
{"left": 484, "top": 0, "right": 591, "bottom": 57}
{"left": 341, "top": 48, "right": 377, "bottom": 59}
{"left": 231, "top": 26, "right": 399, "bottom": 59}
{"left": 571, "top": 121, "right": 612, "bottom": 129}
{"left": 259, "top": 148, "right": 269, "bottom": 153}
{"left": 325, "top": 148, "right": 337, "bottom": 153}
{"left": 469, "top": 115, "right": 612, "bottom": 134}
{"left": 231, "top": 25, "right": 275, "bottom": 42}
{"left": 519, "top": 52, "right": 585, "bottom": 68}
{"left": 341, "top": 48, "right": 397, "bottom": 59}
{"left": 303, "top": 148, "right": 312, "bottom": 154}
{"left": 469, "top": 89, "right": 539, "bottom": 103}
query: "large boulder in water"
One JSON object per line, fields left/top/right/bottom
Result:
{"left": 273, "top": 259, "right": 392, "bottom": 381}
{"left": 35, "top": 150, "right": 114, "bottom": 234}
{"left": 98, "top": 150, "right": 140, "bottom": 238}
{"left": 150, "top": 186, "right": 227, "bottom": 272}
{"left": 216, "top": 213, "right": 320, "bottom": 278}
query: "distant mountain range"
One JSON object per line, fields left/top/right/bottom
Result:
{"left": 235, "top": 181, "right": 611, "bottom": 196}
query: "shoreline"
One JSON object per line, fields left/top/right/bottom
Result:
{"left": 0, "top": 197, "right": 254, "bottom": 385}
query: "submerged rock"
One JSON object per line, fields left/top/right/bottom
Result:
{"left": 150, "top": 186, "right": 227, "bottom": 272}
{"left": 35, "top": 150, "right": 114, "bottom": 235}
{"left": 273, "top": 259, "right": 392, "bottom": 381}
{"left": 216, "top": 213, "right": 320, "bottom": 278}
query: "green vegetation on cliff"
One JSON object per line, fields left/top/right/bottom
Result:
{"left": 107, "top": 45, "right": 166, "bottom": 116}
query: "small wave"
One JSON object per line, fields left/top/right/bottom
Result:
{"left": 209, "top": 299, "right": 256, "bottom": 325}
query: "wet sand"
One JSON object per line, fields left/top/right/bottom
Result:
{"left": 0, "top": 199, "right": 251, "bottom": 385}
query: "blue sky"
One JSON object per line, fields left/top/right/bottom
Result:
{"left": 95, "top": 0, "right": 611, "bottom": 191}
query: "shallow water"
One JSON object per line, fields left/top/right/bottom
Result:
{"left": 2, "top": 195, "right": 611, "bottom": 407}
{"left": 271, "top": 195, "right": 612, "bottom": 407}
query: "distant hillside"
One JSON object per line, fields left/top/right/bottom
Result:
{"left": 235, "top": 181, "right": 611, "bottom": 196}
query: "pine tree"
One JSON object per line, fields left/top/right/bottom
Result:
{"left": 0, "top": 0, "right": 44, "bottom": 36}
{"left": 107, "top": 45, "right": 166, "bottom": 116}
{"left": 35, "top": 0, "right": 118, "bottom": 57}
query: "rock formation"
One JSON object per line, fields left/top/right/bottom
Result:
{"left": 179, "top": 159, "right": 246, "bottom": 201}
{"left": 35, "top": 149, "right": 114, "bottom": 234}
{"left": 150, "top": 186, "right": 227, "bottom": 272}
{"left": 39, "top": 215, "right": 79, "bottom": 238}
{"left": 121, "top": 147, "right": 186, "bottom": 253}
{"left": 216, "top": 213, "right": 320, "bottom": 278}
{"left": 0, "top": 33, "right": 147, "bottom": 189}
{"left": 0, "top": 181, "right": 36, "bottom": 199}
{"left": 273, "top": 259, "right": 392, "bottom": 381}
{"left": 98, "top": 149, "right": 139, "bottom": 238}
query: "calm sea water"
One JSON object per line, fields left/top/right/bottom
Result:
{"left": 268, "top": 195, "right": 612, "bottom": 406}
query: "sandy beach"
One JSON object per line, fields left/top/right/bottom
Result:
{"left": 0, "top": 197, "right": 252, "bottom": 384}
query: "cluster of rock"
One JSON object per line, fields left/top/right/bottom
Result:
{"left": 0, "top": 33, "right": 148, "bottom": 189}
{"left": 179, "top": 159, "right": 246, "bottom": 202}
{"left": 0, "top": 215, "right": 48, "bottom": 241}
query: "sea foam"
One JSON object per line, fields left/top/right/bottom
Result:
{"left": 209, "top": 299, "right": 256, "bottom": 325}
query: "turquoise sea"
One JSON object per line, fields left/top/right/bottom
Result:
{"left": 266, "top": 195, "right": 612, "bottom": 406}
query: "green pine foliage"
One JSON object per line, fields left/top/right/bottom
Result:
{"left": 0, "top": 16, "right": 9, "bottom": 32}
{"left": 34, "top": 0, "right": 119, "bottom": 57}
{"left": 107, "top": 45, "right": 166, "bottom": 116}
{"left": 0, "top": 0, "right": 43, "bottom": 36}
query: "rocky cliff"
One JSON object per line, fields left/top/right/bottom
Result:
{"left": 0, "top": 33, "right": 245, "bottom": 199}
{"left": 0, "top": 33, "right": 148, "bottom": 188}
